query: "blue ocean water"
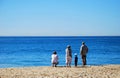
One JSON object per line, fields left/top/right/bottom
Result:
{"left": 0, "top": 36, "right": 120, "bottom": 68}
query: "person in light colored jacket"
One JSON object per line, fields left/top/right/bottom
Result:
{"left": 80, "top": 42, "right": 88, "bottom": 65}
{"left": 65, "top": 45, "right": 72, "bottom": 67}
{"left": 51, "top": 51, "right": 58, "bottom": 67}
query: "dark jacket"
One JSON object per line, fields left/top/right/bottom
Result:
{"left": 80, "top": 44, "right": 88, "bottom": 55}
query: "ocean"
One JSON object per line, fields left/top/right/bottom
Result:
{"left": 0, "top": 36, "right": 120, "bottom": 68}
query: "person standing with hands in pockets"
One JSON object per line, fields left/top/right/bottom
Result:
{"left": 80, "top": 42, "right": 88, "bottom": 66}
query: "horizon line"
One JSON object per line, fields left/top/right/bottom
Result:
{"left": 0, "top": 35, "right": 120, "bottom": 37}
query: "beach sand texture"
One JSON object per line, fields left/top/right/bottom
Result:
{"left": 0, "top": 65, "right": 120, "bottom": 78}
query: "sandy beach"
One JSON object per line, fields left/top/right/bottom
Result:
{"left": 0, "top": 65, "right": 120, "bottom": 78}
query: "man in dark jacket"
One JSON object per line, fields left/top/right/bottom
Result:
{"left": 80, "top": 42, "right": 88, "bottom": 65}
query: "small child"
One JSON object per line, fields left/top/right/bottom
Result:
{"left": 74, "top": 53, "right": 78, "bottom": 67}
{"left": 51, "top": 51, "right": 58, "bottom": 67}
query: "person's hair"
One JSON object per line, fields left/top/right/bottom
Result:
{"left": 82, "top": 42, "right": 85, "bottom": 45}
{"left": 67, "top": 45, "right": 71, "bottom": 48}
{"left": 53, "top": 51, "right": 57, "bottom": 54}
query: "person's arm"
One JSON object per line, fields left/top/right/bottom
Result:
{"left": 80, "top": 46, "right": 83, "bottom": 55}
{"left": 66, "top": 48, "right": 69, "bottom": 56}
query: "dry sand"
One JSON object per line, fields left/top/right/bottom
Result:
{"left": 0, "top": 65, "right": 120, "bottom": 78}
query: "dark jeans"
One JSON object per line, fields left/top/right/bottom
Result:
{"left": 81, "top": 55, "right": 87, "bottom": 65}
{"left": 75, "top": 61, "right": 78, "bottom": 67}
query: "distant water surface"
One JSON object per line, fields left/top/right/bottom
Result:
{"left": 0, "top": 36, "right": 120, "bottom": 68}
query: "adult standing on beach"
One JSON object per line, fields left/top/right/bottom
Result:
{"left": 80, "top": 42, "right": 88, "bottom": 66}
{"left": 65, "top": 45, "right": 72, "bottom": 67}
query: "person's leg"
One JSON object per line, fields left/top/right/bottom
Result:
{"left": 66, "top": 60, "right": 68, "bottom": 67}
{"left": 84, "top": 55, "right": 86, "bottom": 65}
{"left": 82, "top": 55, "right": 85, "bottom": 65}
{"left": 83, "top": 55, "right": 86, "bottom": 65}
{"left": 81, "top": 55, "right": 84, "bottom": 65}
{"left": 55, "top": 63, "right": 57, "bottom": 67}
{"left": 69, "top": 58, "right": 72, "bottom": 67}
{"left": 66, "top": 57, "right": 70, "bottom": 67}
{"left": 69, "top": 62, "right": 71, "bottom": 67}
{"left": 66, "top": 57, "right": 68, "bottom": 67}
{"left": 67, "top": 60, "right": 70, "bottom": 67}
{"left": 52, "top": 63, "right": 57, "bottom": 67}
{"left": 75, "top": 60, "right": 78, "bottom": 67}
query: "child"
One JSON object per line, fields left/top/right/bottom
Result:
{"left": 74, "top": 53, "right": 78, "bottom": 67}
{"left": 51, "top": 51, "right": 58, "bottom": 67}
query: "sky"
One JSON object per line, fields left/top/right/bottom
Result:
{"left": 0, "top": 0, "right": 120, "bottom": 36}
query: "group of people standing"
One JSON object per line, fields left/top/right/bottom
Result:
{"left": 51, "top": 42, "right": 88, "bottom": 67}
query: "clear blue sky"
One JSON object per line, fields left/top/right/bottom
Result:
{"left": 0, "top": 0, "right": 120, "bottom": 36}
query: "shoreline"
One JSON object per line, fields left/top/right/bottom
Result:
{"left": 0, "top": 64, "right": 120, "bottom": 68}
{"left": 0, "top": 65, "right": 120, "bottom": 78}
